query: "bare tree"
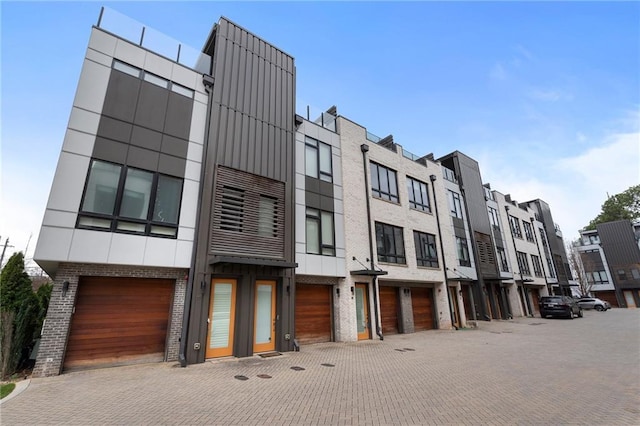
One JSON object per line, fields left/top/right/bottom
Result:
{"left": 567, "top": 241, "right": 594, "bottom": 297}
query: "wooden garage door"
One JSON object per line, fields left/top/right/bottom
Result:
{"left": 64, "top": 277, "right": 174, "bottom": 371}
{"left": 411, "top": 287, "right": 434, "bottom": 331}
{"left": 295, "top": 284, "right": 332, "bottom": 344}
{"left": 595, "top": 291, "right": 618, "bottom": 307}
{"left": 379, "top": 286, "right": 399, "bottom": 335}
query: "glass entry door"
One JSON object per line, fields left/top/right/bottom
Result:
{"left": 355, "top": 283, "right": 370, "bottom": 340}
{"left": 254, "top": 280, "right": 276, "bottom": 353}
{"left": 206, "top": 279, "right": 237, "bottom": 358}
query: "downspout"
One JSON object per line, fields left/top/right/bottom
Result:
{"left": 179, "top": 74, "right": 215, "bottom": 367}
{"left": 430, "top": 175, "right": 457, "bottom": 330}
{"left": 361, "top": 144, "right": 383, "bottom": 340}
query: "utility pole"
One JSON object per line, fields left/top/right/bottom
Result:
{"left": 1, "top": 237, "right": 15, "bottom": 268}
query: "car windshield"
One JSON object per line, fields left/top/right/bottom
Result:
{"left": 542, "top": 297, "right": 563, "bottom": 302}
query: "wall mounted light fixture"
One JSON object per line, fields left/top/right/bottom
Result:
{"left": 336, "top": 287, "right": 340, "bottom": 297}
{"left": 62, "top": 281, "right": 70, "bottom": 297}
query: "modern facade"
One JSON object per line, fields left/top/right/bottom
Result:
{"left": 32, "top": 8, "right": 574, "bottom": 377}
{"left": 575, "top": 220, "right": 640, "bottom": 307}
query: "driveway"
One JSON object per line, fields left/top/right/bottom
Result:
{"left": 2, "top": 309, "right": 639, "bottom": 425}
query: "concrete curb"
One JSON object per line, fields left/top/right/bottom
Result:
{"left": 0, "top": 379, "right": 30, "bottom": 405}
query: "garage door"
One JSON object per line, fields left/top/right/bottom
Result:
{"left": 379, "top": 286, "right": 399, "bottom": 335}
{"left": 295, "top": 284, "right": 332, "bottom": 344}
{"left": 411, "top": 287, "right": 434, "bottom": 331}
{"left": 64, "top": 277, "right": 174, "bottom": 371}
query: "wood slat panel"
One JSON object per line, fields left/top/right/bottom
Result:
{"left": 379, "top": 286, "right": 399, "bottom": 335}
{"left": 411, "top": 287, "right": 434, "bottom": 331}
{"left": 64, "top": 277, "right": 173, "bottom": 371}
{"left": 295, "top": 284, "right": 332, "bottom": 345}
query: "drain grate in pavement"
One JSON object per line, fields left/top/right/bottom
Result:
{"left": 234, "top": 375, "right": 249, "bottom": 381}
{"left": 259, "top": 352, "right": 282, "bottom": 358}
{"left": 257, "top": 374, "right": 272, "bottom": 379}
{"left": 395, "top": 349, "right": 406, "bottom": 352}
{"left": 321, "top": 363, "right": 335, "bottom": 367}
{"left": 403, "top": 348, "right": 415, "bottom": 351}
{"left": 290, "top": 366, "right": 305, "bottom": 371}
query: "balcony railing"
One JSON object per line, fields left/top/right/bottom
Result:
{"left": 97, "top": 7, "right": 212, "bottom": 75}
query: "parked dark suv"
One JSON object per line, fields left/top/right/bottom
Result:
{"left": 539, "top": 296, "right": 583, "bottom": 319}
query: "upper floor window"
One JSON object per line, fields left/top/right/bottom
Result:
{"left": 516, "top": 251, "right": 531, "bottom": 276}
{"left": 456, "top": 236, "right": 471, "bottom": 267}
{"left": 587, "top": 270, "right": 609, "bottom": 284}
{"left": 531, "top": 254, "right": 543, "bottom": 277}
{"left": 509, "top": 215, "right": 523, "bottom": 239}
{"left": 78, "top": 159, "right": 182, "bottom": 238}
{"left": 305, "top": 137, "right": 332, "bottom": 182}
{"left": 414, "top": 231, "right": 439, "bottom": 268}
{"left": 448, "top": 190, "right": 463, "bottom": 218}
{"left": 370, "top": 162, "right": 399, "bottom": 203}
{"left": 497, "top": 247, "right": 509, "bottom": 272}
{"left": 484, "top": 186, "right": 494, "bottom": 201}
{"left": 488, "top": 207, "right": 500, "bottom": 229}
{"left": 306, "top": 208, "right": 335, "bottom": 256}
{"left": 588, "top": 235, "right": 600, "bottom": 244}
{"left": 375, "top": 222, "right": 405, "bottom": 264}
{"left": 546, "top": 257, "right": 556, "bottom": 278}
{"left": 523, "top": 221, "right": 535, "bottom": 242}
{"left": 406, "top": 177, "right": 430, "bottom": 212}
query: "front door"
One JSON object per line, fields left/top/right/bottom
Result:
{"left": 206, "top": 279, "right": 237, "bottom": 358}
{"left": 355, "top": 283, "right": 370, "bottom": 340}
{"left": 254, "top": 280, "right": 277, "bottom": 353}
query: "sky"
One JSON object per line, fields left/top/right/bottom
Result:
{"left": 1, "top": 1, "right": 639, "bottom": 272}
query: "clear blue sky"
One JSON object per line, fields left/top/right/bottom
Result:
{"left": 2, "top": 1, "right": 639, "bottom": 269}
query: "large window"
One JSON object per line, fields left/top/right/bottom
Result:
{"left": 546, "top": 257, "right": 556, "bottom": 278}
{"left": 406, "top": 177, "right": 430, "bottom": 212}
{"left": 375, "top": 222, "right": 405, "bottom": 264}
{"left": 370, "top": 162, "right": 399, "bottom": 203}
{"left": 516, "top": 251, "right": 531, "bottom": 276}
{"left": 523, "top": 221, "right": 535, "bottom": 242}
{"left": 305, "top": 136, "right": 332, "bottom": 182}
{"left": 448, "top": 190, "right": 463, "bottom": 218}
{"left": 414, "top": 231, "right": 438, "bottom": 268}
{"left": 306, "top": 208, "right": 335, "bottom": 256}
{"left": 488, "top": 207, "right": 500, "bottom": 229}
{"left": 456, "top": 237, "right": 471, "bottom": 267}
{"left": 509, "top": 215, "right": 523, "bottom": 239}
{"left": 78, "top": 159, "right": 182, "bottom": 237}
{"left": 531, "top": 254, "right": 543, "bottom": 277}
{"left": 586, "top": 270, "right": 609, "bottom": 284}
{"left": 497, "top": 247, "right": 509, "bottom": 272}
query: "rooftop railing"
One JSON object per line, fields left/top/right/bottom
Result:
{"left": 97, "top": 7, "right": 212, "bottom": 75}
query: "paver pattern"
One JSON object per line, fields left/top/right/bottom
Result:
{"left": 2, "top": 309, "right": 639, "bottom": 425}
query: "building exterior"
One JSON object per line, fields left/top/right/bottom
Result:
{"left": 32, "top": 8, "right": 575, "bottom": 377}
{"left": 575, "top": 220, "right": 640, "bottom": 307}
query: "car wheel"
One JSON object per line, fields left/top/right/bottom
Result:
{"left": 568, "top": 312, "right": 574, "bottom": 319}
{"left": 578, "top": 309, "right": 583, "bottom": 318}
{"left": 595, "top": 305, "right": 604, "bottom": 311}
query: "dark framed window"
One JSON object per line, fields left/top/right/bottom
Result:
{"left": 546, "top": 257, "right": 556, "bottom": 278}
{"left": 305, "top": 136, "right": 332, "bottom": 182}
{"left": 77, "top": 159, "right": 183, "bottom": 238}
{"left": 406, "top": 177, "right": 430, "bottom": 212}
{"left": 414, "top": 231, "right": 438, "bottom": 268}
{"left": 306, "top": 208, "right": 335, "bottom": 256}
{"left": 448, "top": 190, "right": 463, "bottom": 218}
{"left": 370, "top": 162, "right": 399, "bottom": 203}
{"left": 497, "top": 247, "right": 509, "bottom": 272}
{"left": 523, "top": 221, "right": 535, "bottom": 242}
{"left": 488, "top": 207, "right": 500, "bottom": 229}
{"left": 509, "top": 215, "right": 523, "bottom": 239}
{"left": 375, "top": 222, "right": 405, "bottom": 264}
{"left": 516, "top": 251, "right": 531, "bottom": 276}
{"left": 531, "top": 254, "right": 543, "bottom": 277}
{"left": 456, "top": 237, "right": 471, "bottom": 267}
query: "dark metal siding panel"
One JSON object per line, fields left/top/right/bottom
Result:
{"left": 598, "top": 221, "right": 640, "bottom": 264}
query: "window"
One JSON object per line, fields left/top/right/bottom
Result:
{"left": 305, "top": 137, "right": 332, "bottom": 182}
{"left": 448, "top": 190, "right": 463, "bottom": 218}
{"left": 414, "top": 231, "right": 438, "bottom": 268}
{"left": 588, "top": 234, "right": 600, "bottom": 244}
{"left": 456, "top": 237, "right": 471, "bottom": 267}
{"left": 484, "top": 186, "right": 494, "bottom": 201}
{"left": 588, "top": 270, "right": 609, "bottom": 284}
{"left": 617, "top": 269, "right": 627, "bottom": 280}
{"left": 375, "top": 222, "right": 405, "bottom": 264}
{"left": 406, "top": 177, "right": 430, "bottom": 212}
{"left": 258, "top": 196, "right": 278, "bottom": 237}
{"left": 546, "top": 257, "right": 556, "bottom": 278}
{"left": 497, "top": 247, "right": 509, "bottom": 272}
{"left": 370, "top": 162, "right": 399, "bottom": 203}
{"left": 516, "top": 251, "right": 531, "bottom": 276}
{"left": 509, "top": 215, "right": 522, "bottom": 238}
{"left": 78, "top": 159, "right": 182, "bottom": 237}
{"left": 523, "top": 221, "right": 535, "bottom": 242}
{"left": 220, "top": 186, "right": 244, "bottom": 232}
{"left": 488, "top": 207, "right": 500, "bottom": 229}
{"left": 306, "top": 208, "right": 335, "bottom": 256}
{"left": 632, "top": 269, "right": 640, "bottom": 280}
{"left": 531, "top": 255, "right": 543, "bottom": 277}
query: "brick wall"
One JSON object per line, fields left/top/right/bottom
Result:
{"left": 33, "top": 263, "right": 187, "bottom": 377}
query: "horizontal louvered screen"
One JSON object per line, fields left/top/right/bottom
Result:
{"left": 211, "top": 166, "right": 285, "bottom": 258}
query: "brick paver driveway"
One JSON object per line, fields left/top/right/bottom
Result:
{"left": 2, "top": 309, "right": 639, "bottom": 425}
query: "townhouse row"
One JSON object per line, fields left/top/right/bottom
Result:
{"left": 32, "top": 10, "right": 574, "bottom": 377}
